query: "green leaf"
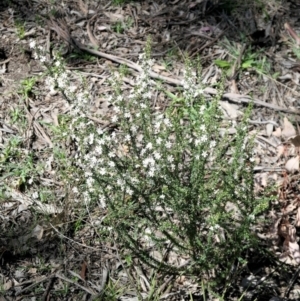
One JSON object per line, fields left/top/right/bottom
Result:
{"left": 164, "top": 90, "right": 184, "bottom": 103}
{"left": 214, "top": 59, "right": 232, "bottom": 68}
{"left": 241, "top": 60, "right": 254, "bottom": 69}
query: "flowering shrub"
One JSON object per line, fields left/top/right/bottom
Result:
{"left": 30, "top": 40, "right": 269, "bottom": 285}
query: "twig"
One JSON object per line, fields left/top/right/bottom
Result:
{"left": 0, "top": 58, "right": 10, "bottom": 65}
{"left": 284, "top": 22, "right": 300, "bottom": 46}
{"left": 49, "top": 223, "right": 102, "bottom": 251}
{"left": 284, "top": 265, "right": 300, "bottom": 298}
{"left": 204, "top": 87, "right": 300, "bottom": 114}
{"left": 42, "top": 275, "right": 55, "bottom": 301}
{"left": 56, "top": 272, "right": 96, "bottom": 295}
{"left": 15, "top": 274, "right": 55, "bottom": 295}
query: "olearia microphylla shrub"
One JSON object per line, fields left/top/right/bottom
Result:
{"left": 33, "top": 39, "right": 270, "bottom": 285}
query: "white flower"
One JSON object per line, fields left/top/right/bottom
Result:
{"left": 108, "top": 161, "right": 115, "bottom": 167}
{"left": 90, "top": 156, "right": 97, "bottom": 166}
{"left": 209, "top": 224, "right": 220, "bottom": 231}
{"left": 72, "top": 187, "right": 79, "bottom": 194}
{"left": 195, "top": 139, "right": 200, "bottom": 146}
{"left": 117, "top": 178, "right": 125, "bottom": 188}
{"left": 89, "top": 133, "right": 94, "bottom": 145}
{"left": 200, "top": 135, "right": 208, "bottom": 143}
{"left": 154, "top": 121, "right": 161, "bottom": 130}
{"left": 202, "top": 151, "right": 208, "bottom": 158}
{"left": 156, "top": 137, "right": 162, "bottom": 145}
{"left": 99, "top": 168, "right": 106, "bottom": 175}
{"left": 126, "top": 187, "right": 133, "bottom": 195}
{"left": 113, "top": 106, "right": 120, "bottom": 113}
{"left": 87, "top": 177, "right": 94, "bottom": 187}
{"left": 95, "top": 146, "right": 102, "bottom": 155}
{"left": 130, "top": 125, "right": 137, "bottom": 134}
{"left": 167, "top": 155, "right": 174, "bottom": 163}
{"left": 140, "top": 149, "right": 146, "bottom": 156}
{"left": 199, "top": 105, "right": 206, "bottom": 114}
{"left": 148, "top": 167, "right": 155, "bottom": 177}
{"left": 143, "top": 156, "right": 155, "bottom": 167}
{"left": 97, "top": 128, "right": 103, "bottom": 135}
{"left": 40, "top": 56, "right": 47, "bottom": 63}
{"left": 166, "top": 141, "right": 172, "bottom": 149}
{"left": 210, "top": 140, "right": 216, "bottom": 148}
{"left": 163, "top": 118, "right": 171, "bottom": 127}
{"left": 111, "top": 115, "right": 118, "bottom": 122}
{"left": 85, "top": 171, "right": 92, "bottom": 177}
{"left": 200, "top": 124, "right": 206, "bottom": 131}
{"left": 97, "top": 138, "right": 105, "bottom": 145}
{"left": 108, "top": 152, "right": 115, "bottom": 158}
{"left": 153, "top": 151, "right": 161, "bottom": 160}
{"left": 144, "top": 91, "right": 152, "bottom": 99}
{"left": 146, "top": 142, "right": 153, "bottom": 150}
{"left": 32, "top": 191, "right": 39, "bottom": 199}
{"left": 99, "top": 196, "right": 106, "bottom": 208}
{"left": 83, "top": 191, "right": 91, "bottom": 203}
{"left": 69, "top": 85, "right": 77, "bottom": 93}
{"left": 29, "top": 40, "right": 36, "bottom": 49}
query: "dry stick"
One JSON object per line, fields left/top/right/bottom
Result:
{"left": 15, "top": 274, "right": 56, "bottom": 296}
{"left": 204, "top": 87, "right": 300, "bottom": 114}
{"left": 50, "top": 223, "right": 102, "bottom": 251}
{"left": 42, "top": 275, "right": 55, "bottom": 301}
{"left": 76, "top": 43, "right": 183, "bottom": 86}
{"left": 284, "top": 22, "right": 300, "bottom": 46}
{"left": 0, "top": 58, "right": 10, "bottom": 65}
{"left": 284, "top": 265, "right": 300, "bottom": 298}
{"left": 56, "top": 272, "right": 96, "bottom": 295}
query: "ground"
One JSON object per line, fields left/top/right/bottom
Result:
{"left": 1, "top": 0, "right": 300, "bottom": 300}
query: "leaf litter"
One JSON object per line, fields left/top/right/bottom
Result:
{"left": 1, "top": 0, "right": 300, "bottom": 300}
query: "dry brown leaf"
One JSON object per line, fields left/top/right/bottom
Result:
{"left": 289, "top": 135, "right": 300, "bottom": 147}
{"left": 219, "top": 101, "right": 242, "bottom": 119}
{"left": 285, "top": 156, "right": 299, "bottom": 172}
{"left": 31, "top": 224, "right": 44, "bottom": 241}
{"left": 272, "top": 127, "right": 282, "bottom": 137}
{"left": 104, "top": 12, "right": 124, "bottom": 22}
{"left": 276, "top": 145, "right": 285, "bottom": 160}
{"left": 152, "top": 64, "right": 166, "bottom": 72}
{"left": 282, "top": 116, "right": 296, "bottom": 139}
{"left": 97, "top": 26, "right": 108, "bottom": 31}
{"left": 289, "top": 241, "right": 300, "bottom": 264}
{"left": 266, "top": 123, "right": 273, "bottom": 137}
{"left": 229, "top": 79, "right": 239, "bottom": 94}
{"left": 289, "top": 226, "right": 300, "bottom": 264}
{"left": 296, "top": 207, "right": 300, "bottom": 227}
{"left": 80, "top": 261, "right": 87, "bottom": 281}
